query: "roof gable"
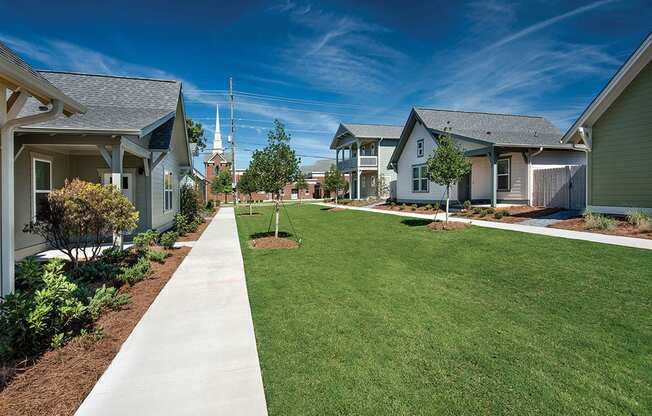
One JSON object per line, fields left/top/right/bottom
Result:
{"left": 330, "top": 123, "right": 403, "bottom": 149}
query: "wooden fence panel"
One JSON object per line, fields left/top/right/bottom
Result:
{"left": 569, "top": 165, "right": 586, "bottom": 210}
{"left": 533, "top": 166, "right": 586, "bottom": 209}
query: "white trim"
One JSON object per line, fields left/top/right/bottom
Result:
{"left": 496, "top": 157, "right": 511, "bottom": 192}
{"left": 163, "top": 170, "right": 174, "bottom": 212}
{"left": 416, "top": 138, "right": 424, "bottom": 158}
{"left": 31, "top": 154, "right": 52, "bottom": 220}
{"left": 411, "top": 164, "right": 429, "bottom": 193}
{"left": 588, "top": 205, "right": 652, "bottom": 216}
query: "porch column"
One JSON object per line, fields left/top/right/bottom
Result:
{"left": 490, "top": 149, "right": 497, "bottom": 208}
{"left": 0, "top": 84, "right": 14, "bottom": 296}
{"left": 111, "top": 142, "right": 124, "bottom": 248}
{"left": 356, "top": 140, "right": 361, "bottom": 200}
{"left": 348, "top": 172, "right": 353, "bottom": 198}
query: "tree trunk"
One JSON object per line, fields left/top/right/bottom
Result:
{"left": 274, "top": 198, "right": 280, "bottom": 238}
{"left": 335, "top": 188, "right": 338, "bottom": 204}
{"left": 249, "top": 200, "right": 252, "bottom": 216}
{"left": 445, "top": 185, "right": 450, "bottom": 223}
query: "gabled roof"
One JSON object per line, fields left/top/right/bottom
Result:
{"left": 389, "top": 108, "right": 564, "bottom": 166}
{"left": 17, "top": 71, "right": 180, "bottom": 135}
{"left": 330, "top": 123, "right": 403, "bottom": 149}
{"left": 0, "top": 41, "right": 85, "bottom": 115}
{"left": 562, "top": 32, "right": 652, "bottom": 144}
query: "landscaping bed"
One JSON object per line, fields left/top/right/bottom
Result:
{"left": 237, "top": 204, "right": 652, "bottom": 415}
{"left": 455, "top": 205, "right": 560, "bottom": 223}
{"left": 376, "top": 202, "right": 443, "bottom": 215}
{"left": 176, "top": 208, "right": 217, "bottom": 242}
{"left": 549, "top": 213, "right": 652, "bottom": 240}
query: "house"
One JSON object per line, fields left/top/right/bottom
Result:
{"left": 1, "top": 41, "right": 86, "bottom": 296}
{"left": 562, "top": 33, "right": 652, "bottom": 215}
{"left": 388, "top": 108, "right": 585, "bottom": 206}
{"left": 330, "top": 123, "right": 403, "bottom": 199}
{"left": 1, "top": 43, "right": 192, "bottom": 296}
{"left": 180, "top": 167, "right": 208, "bottom": 205}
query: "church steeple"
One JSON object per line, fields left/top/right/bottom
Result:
{"left": 213, "top": 104, "right": 223, "bottom": 154}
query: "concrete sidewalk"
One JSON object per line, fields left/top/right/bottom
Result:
{"left": 76, "top": 207, "right": 267, "bottom": 416}
{"left": 316, "top": 203, "right": 652, "bottom": 251}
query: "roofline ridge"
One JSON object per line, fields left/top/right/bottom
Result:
{"left": 415, "top": 107, "right": 546, "bottom": 120}
{"left": 37, "top": 70, "right": 179, "bottom": 84}
{"left": 342, "top": 122, "right": 402, "bottom": 127}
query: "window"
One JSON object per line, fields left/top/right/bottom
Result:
{"left": 497, "top": 158, "right": 510, "bottom": 191}
{"left": 33, "top": 158, "right": 52, "bottom": 220}
{"left": 412, "top": 165, "right": 428, "bottom": 193}
{"left": 416, "top": 139, "right": 424, "bottom": 157}
{"left": 164, "top": 171, "right": 173, "bottom": 212}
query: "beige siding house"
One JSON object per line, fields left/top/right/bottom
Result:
{"left": 562, "top": 33, "right": 652, "bottom": 215}
{"left": 389, "top": 108, "right": 585, "bottom": 206}
{"left": 1, "top": 45, "right": 192, "bottom": 297}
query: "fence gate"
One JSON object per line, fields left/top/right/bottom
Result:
{"left": 532, "top": 165, "right": 586, "bottom": 209}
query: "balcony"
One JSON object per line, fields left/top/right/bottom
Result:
{"left": 337, "top": 156, "right": 377, "bottom": 170}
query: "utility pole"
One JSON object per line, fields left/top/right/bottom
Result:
{"left": 229, "top": 77, "right": 237, "bottom": 206}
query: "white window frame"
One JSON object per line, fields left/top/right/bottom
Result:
{"left": 497, "top": 158, "right": 511, "bottom": 192}
{"left": 164, "top": 170, "right": 174, "bottom": 212}
{"left": 32, "top": 156, "right": 53, "bottom": 220}
{"left": 412, "top": 164, "right": 429, "bottom": 193}
{"left": 416, "top": 139, "right": 424, "bottom": 158}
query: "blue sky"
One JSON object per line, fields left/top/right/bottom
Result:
{"left": 1, "top": 0, "right": 650, "bottom": 169}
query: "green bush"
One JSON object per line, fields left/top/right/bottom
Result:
{"left": 410, "top": 204, "right": 417, "bottom": 211}
{"left": 494, "top": 210, "right": 505, "bottom": 220}
{"left": 0, "top": 258, "right": 88, "bottom": 360}
{"left": 174, "top": 213, "right": 190, "bottom": 236}
{"left": 463, "top": 200, "right": 472, "bottom": 210}
{"left": 205, "top": 200, "right": 214, "bottom": 210}
{"left": 117, "top": 257, "right": 151, "bottom": 286}
{"left": 433, "top": 203, "right": 441, "bottom": 211}
{"left": 479, "top": 209, "right": 488, "bottom": 218}
{"left": 472, "top": 207, "right": 482, "bottom": 215}
{"left": 486, "top": 207, "right": 496, "bottom": 214}
{"left": 399, "top": 203, "right": 406, "bottom": 211}
{"left": 101, "top": 247, "right": 130, "bottom": 264}
{"left": 146, "top": 249, "right": 169, "bottom": 264}
{"left": 133, "top": 229, "right": 158, "bottom": 252}
{"left": 626, "top": 210, "right": 650, "bottom": 230}
{"left": 424, "top": 204, "right": 433, "bottom": 210}
{"left": 584, "top": 209, "right": 616, "bottom": 231}
{"left": 15, "top": 257, "right": 43, "bottom": 293}
{"left": 87, "top": 285, "right": 131, "bottom": 319}
{"left": 180, "top": 184, "right": 201, "bottom": 222}
{"left": 68, "top": 260, "right": 121, "bottom": 284}
{"left": 159, "top": 231, "right": 178, "bottom": 249}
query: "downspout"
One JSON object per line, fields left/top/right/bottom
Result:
{"left": 1, "top": 99, "right": 64, "bottom": 297}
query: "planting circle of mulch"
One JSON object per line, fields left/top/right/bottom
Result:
{"left": 427, "top": 221, "right": 470, "bottom": 232}
{"left": 249, "top": 237, "right": 299, "bottom": 250}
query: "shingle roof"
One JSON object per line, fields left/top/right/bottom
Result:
{"left": 330, "top": 123, "right": 403, "bottom": 149}
{"left": 414, "top": 108, "right": 562, "bottom": 146}
{"left": 18, "top": 71, "right": 180, "bottom": 134}
{"left": 0, "top": 41, "right": 51, "bottom": 85}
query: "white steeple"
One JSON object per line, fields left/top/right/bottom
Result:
{"left": 213, "top": 104, "right": 223, "bottom": 154}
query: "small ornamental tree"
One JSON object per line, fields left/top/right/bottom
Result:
{"left": 24, "top": 179, "right": 139, "bottom": 266}
{"left": 180, "top": 183, "right": 201, "bottom": 222}
{"left": 324, "top": 165, "right": 347, "bottom": 204}
{"left": 249, "top": 120, "right": 301, "bottom": 238}
{"left": 186, "top": 118, "right": 207, "bottom": 152}
{"left": 426, "top": 131, "right": 471, "bottom": 222}
{"left": 376, "top": 173, "right": 389, "bottom": 199}
{"left": 295, "top": 173, "right": 308, "bottom": 204}
{"left": 237, "top": 168, "right": 258, "bottom": 216}
{"left": 211, "top": 169, "right": 232, "bottom": 203}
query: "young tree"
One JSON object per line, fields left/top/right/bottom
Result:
{"left": 186, "top": 118, "right": 207, "bottom": 152}
{"left": 237, "top": 168, "right": 258, "bottom": 216}
{"left": 249, "top": 120, "right": 301, "bottom": 238}
{"left": 426, "top": 131, "right": 471, "bottom": 222}
{"left": 211, "top": 169, "right": 232, "bottom": 203}
{"left": 295, "top": 173, "right": 309, "bottom": 205}
{"left": 376, "top": 173, "right": 389, "bottom": 199}
{"left": 324, "top": 165, "right": 347, "bottom": 204}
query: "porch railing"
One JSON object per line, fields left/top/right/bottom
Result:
{"left": 359, "top": 156, "right": 377, "bottom": 167}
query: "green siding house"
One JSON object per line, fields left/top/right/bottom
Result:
{"left": 563, "top": 33, "right": 652, "bottom": 215}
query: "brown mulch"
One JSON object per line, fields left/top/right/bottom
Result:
{"left": 249, "top": 237, "right": 299, "bottom": 250}
{"left": 455, "top": 206, "right": 561, "bottom": 223}
{"left": 0, "top": 246, "right": 191, "bottom": 416}
{"left": 549, "top": 217, "right": 652, "bottom": 240}
{"left": 176, "top": 209, "right": 218, "bottom": 242}
{"left": 427, "top": 221, "right": 470, "bottom": 231}
{"left": 376, "top": 204, "right": 441, "bottom": 215}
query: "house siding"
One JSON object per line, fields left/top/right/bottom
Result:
{"left": 589, "top": 60, "right": 652, "bottom": 209}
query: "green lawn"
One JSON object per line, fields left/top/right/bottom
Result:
{"left": 235, "top": 204, "right": 652, "bottom": 416}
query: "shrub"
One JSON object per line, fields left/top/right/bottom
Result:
{"left": 146, "top": 249, "right": 169, "bottom": 264}
{"left": 584, "top": 209, "right": 616, "bottom": 231}
{"left": 626, "top": 210, "right": 650, "bottom": 230}
{"left": 410, "top": 204, "right": 417, "bottom": 211}
{"left": 486, "top": 207, "right": 495, "bottom": 214}
{"left": 87, "top": 285, "right": 131, "bottom": 319}
{"left": 68, "top": 260, "right": 121, "bottom": 284}
{"left": 205, "top": 200, "right": 214, "bottom": 210}
{"left": 23, "top": 179, "right": 138, "bottom": 267}
{"left": 0, "top": 258, "right": 88, "bottom": 360}
{"left": 180, "top": 184, "right": 201, "bottom": 222}
{"left": 159, "top": 231, "right": 178, "bottom": 249}
{"left": 479, "top": 209, "right": 488, "bottom": 218}
{"left": 15, "top": 257, "right": 43, "bottom": 292}
{"left": 425, "top": 204, "right": 433, "bottom": 210}
{"left": 472, "top": 207, "right": 482, "bottom": 215}
{"left": 400, "top": 203, "right": 406, "bottom": 211}
{"left": 133, "top": 229, "right": 158, "bottom": 252}
{"left": 463, "top": 200, "right": 472, "bottom": 210}
{"left": 101, "top": 246, "right": 129, "bottom": 264}
{"left": 117, "top": 257, "right": 151, "bottom": 286}
{"left": 174, "top": 213, "right": 190, "bottom": 236}
{"left": 433, "top": 202, "right": 441, "bottom": 211}
{"left": 494, "top": 210, "right": 506, "bottom": 220}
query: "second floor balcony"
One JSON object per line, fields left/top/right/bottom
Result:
{"left": 337, "top": 155, "right": 378, "bottom": 170}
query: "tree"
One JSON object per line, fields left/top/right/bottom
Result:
{"left": 324, "top": 165, "right": 347, "bottom": 204}
{"left": 376, "top": 173, "right": 389, "bottom": 199}
{"left": 248, "top": 120, "right": 301, "bottom": 238}
{"left": 180, "top": 184, "right": 201, "bottom": 222}
{"left": 237, "top": 168, "right": 258, "bottom": 215}
{"left": 24, "top": 179, "right": 139, "bottom": 266}
{"left": 186, "top": 118, "right": 207, "bottom": 152}
{"left": 295, "top": 173, "right": 309, "bottom": 205}
{"left": 211, "top": 169, "right": 232, "bottom": 203}
{"left": 426, "top": 131, "right": 471, "bottom": 222}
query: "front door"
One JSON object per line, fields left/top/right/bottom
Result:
{"left": 102, "top": 173, "right": 134, "bottom": 204}
{"left": 458, "top": 173, "right": 471, "bottom": 202}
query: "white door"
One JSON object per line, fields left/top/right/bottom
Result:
{"left": 102, "top": 173, "right": 134, "bottom": 204}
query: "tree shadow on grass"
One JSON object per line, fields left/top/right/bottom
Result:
{"left": 401, "top": 219, "right": 434, "bottom": 227}
{"left": 237, "top": 212, "right": 263, "bottom": 217}
{"left": 250, "top": 231, "right": 294, "bottom": 239}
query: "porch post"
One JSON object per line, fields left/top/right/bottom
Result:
{"left": 111, "top": 142, "right": 124, "bottom": 248}
{"left": 348, "top": 172, "right": 353, "bottom": 199}
{"left": 0, "top": 84, "right": 15, "bottom": 296}
{"left": 356, "top": 140, "right": 361, "bottom": 200}
{"left": 490, "top": 148, "right": 497, "bottom": 208}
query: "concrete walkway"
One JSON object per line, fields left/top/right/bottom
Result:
{"left": 519, "top": 209, "right": 581, "bottom": 227}
{"left": 76, "top": 207, "right": 268, "bottom": 416}
{"left": 316, "top": 203, "right": 652, "bottom": 251}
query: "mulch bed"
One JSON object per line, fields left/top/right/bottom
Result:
{"left": 427, "top": 221, "right": 470, "bottom": 231}
{"left": 176, "top": 209, "right": 217, "bottom": 242}
{"left": 249, "top": 237, "right": 299, "bottom": 250}
{"left": 549, "top": 217, "right": 652, "bottom": 240}
{"left": 456, "top": 206, "right": 561, "bottom": 223}
{"left": 0, "top": 246, "right": 191, "bottom": 416}
{"left": 376, "top": 204, "right": 441, "bottom": 215}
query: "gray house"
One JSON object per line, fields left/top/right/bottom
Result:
{"left": 330, "top": 123, "right": 403, "bottom": 199}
